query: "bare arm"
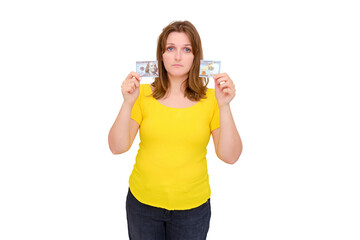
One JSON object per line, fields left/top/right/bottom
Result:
{"left": 108, "top": 72, "right": 141, "bottom": 155}
{"left": 212, "top": 73, "right": 242, "bottom": 164}
{"left": 108, "top": 102, "right": 139, "bottom": 154}
{"left": 212, "top": 105, "right": 242, "bottom": 164}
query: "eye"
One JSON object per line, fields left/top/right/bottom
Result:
{"left": 167, "top": 47, "right": 174, "bottom": 51}
{"left": 184, "top": 48, "right": 191, "bottom": 53}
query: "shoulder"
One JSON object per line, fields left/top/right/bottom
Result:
{"left": 139, "top": 84, "right": 152, "bottom": 97}
{"left": 204, "top": 88, "right": 218, "bottom": 108}
{"left": 196, "top": 88, "right": 216, "bottom": 108}
{"left": 205, "top": 88, "right": 216, "bottom": 99}
{"left": 206, "top": 88, "right": 215, "bottom": 95}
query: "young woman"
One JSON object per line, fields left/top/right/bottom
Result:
{"left": 108, "top": 20, "right": 242, "bottom": 240}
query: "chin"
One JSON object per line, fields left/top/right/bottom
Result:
{"left": 168, "top": 70, "right": 189, "bottom": 77}
{"left": 169, "top": 73, "right": 188, "bottom": 79}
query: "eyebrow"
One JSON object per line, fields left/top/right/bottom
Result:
{"left": 166, "top": 43, "right": 192, "bottom": 47}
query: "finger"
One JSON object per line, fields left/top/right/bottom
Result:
{"left": 219, "top": 82, "right": 232, "bottom": 91}
{"left": 122, "top": 79, "right": 137, "bottom": 91}
{"left": 123, "top": 76, "right": 140, "bottom": 89}
{"left": 128, "top": 85, "right": 137, "bottom": 94}
{"left": 221, "top": 87, "right": 233, "bottom": 94}
{"left": 127, "top": 71, "right": 142, "bottom": 81}
{"left": 129, "top": 71, "right": 141, "bottom": 80}
{"left": 216, "top": 78, "right": 235, "bottom": 89}
{"left": 125, "top": 79, "right": 139, "bottom": 90}
{"left": 129, "top": 78, "right": 140, "bottom": 88}
{"left": 214, "top": 76, "right": 230, "bottom": 85}
{"left": 122, "top": 86, "right": 134, "bottom": 94}
{"left": 224, "top": 88, "right": 233, "bottom": 94}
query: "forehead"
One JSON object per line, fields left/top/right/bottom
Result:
{"left": 166, "top": 32, "right": 191, "bottom": 45}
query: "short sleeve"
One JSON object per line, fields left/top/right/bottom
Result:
{"left": 210, "top": 95, "right": 220, "bottom": 132}
{"left": 130, "top": 85, "right": 143, "bottom": 125}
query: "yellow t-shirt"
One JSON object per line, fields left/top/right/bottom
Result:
{"left": 129, "top": 84, "right": 220, "bottom": 210}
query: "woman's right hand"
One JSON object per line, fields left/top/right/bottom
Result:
{"left": 121, "top": 72, "right": 142, "bottom": 106}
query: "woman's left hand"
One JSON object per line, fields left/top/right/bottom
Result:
{"left": 213, "top": 73, "right": 236, "bottom": 108}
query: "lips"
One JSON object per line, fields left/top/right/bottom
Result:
{"left": 172, "top": 64, "right": 183, "bottom": 67}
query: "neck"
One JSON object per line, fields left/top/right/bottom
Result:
{"left": 167, "top": 74, "right": 188, "bottom": 96}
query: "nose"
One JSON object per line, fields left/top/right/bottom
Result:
{"left": 174, "top": 49, "right": 182, "bottom": 61}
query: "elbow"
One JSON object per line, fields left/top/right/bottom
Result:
{"left": 108, "top": 139, "right": 129, "bottom": 155}
{"left": 229, "top": 142, "right": 243, "bottom": 164}
{"left": 217, "top": 154, "right": 239, "bottom": 165}
{"left": 224, "top": 155, "right": 240, "bottom": 165}
{"left": 108, "top": 135, "right": 130, "bottom": 155}
{"left": 109, "top": 145, "right": 121, "bottom": 155}
{"left": 109, "top": 146, "right": 128, "bottom": 155}
{"left": 110, "top": 148, "right": 123, "bottom": 155}
{"left": 218, "top": 146, "right": 243, "bottom": 165}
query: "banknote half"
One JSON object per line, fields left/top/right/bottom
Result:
{"left": 199, "top": 60, "right": 221, "bottom": 77}
{"left": 136, "top": 61, "right": 159, "bottom": 77}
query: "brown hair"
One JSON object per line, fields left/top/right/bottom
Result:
{"left": 149, "top": 20, "right": 209, "bottom": 101}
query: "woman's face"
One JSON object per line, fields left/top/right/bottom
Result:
{"left": 162, "top": 31, "right": 194, "bottom": 79}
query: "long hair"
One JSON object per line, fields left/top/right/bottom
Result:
{"left": 149, "top": 21, "right": 209, "bottom": 101}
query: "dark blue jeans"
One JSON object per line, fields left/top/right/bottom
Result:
{"left": 126, "top": 188, "right": 211, "bottom": 240}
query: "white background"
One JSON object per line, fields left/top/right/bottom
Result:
{"left": 1, "top": 0, "right": 359, "bottom": 239}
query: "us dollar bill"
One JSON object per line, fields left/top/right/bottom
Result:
{"left": 199, "top": 60, "right": 221, "bottom": 77}
{"left": 136, "top": 61, "right": 159, "bottom": 77}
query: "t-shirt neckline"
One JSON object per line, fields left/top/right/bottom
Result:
{"left": 147, "top": 84, "right": 201, "bottom": 110}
